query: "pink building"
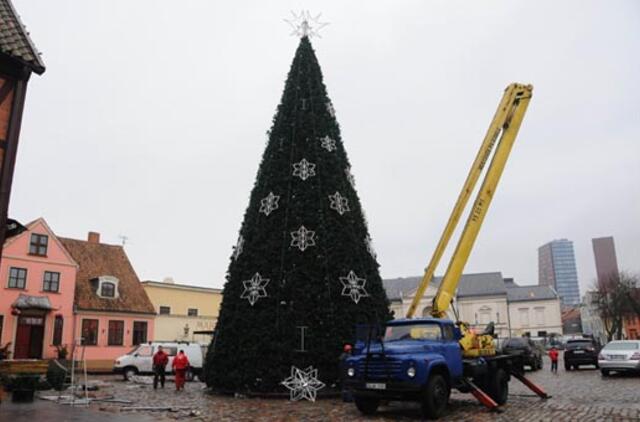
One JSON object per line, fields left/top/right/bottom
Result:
{"left": 60, "top": 233, "right": 155, "bottom": 370}
{"left": 0, "top": 218, "right": 78, "bottom": 359}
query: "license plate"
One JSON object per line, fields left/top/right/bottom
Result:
{"left": 365, "top": 383, "right": 386, "bottom": 390}
{"left": 611, "top": 355, "right": 626, "bottom": 360}
{"left": 573, "top": 350, "right": 584, "bottom": 354}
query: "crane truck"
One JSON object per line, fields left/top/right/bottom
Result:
{"left": 343, "top": 83, "right": 549, "bottom": 419}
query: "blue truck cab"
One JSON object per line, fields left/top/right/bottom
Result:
{"left": 343, "top": 317, "right": 517, "bottom": 419}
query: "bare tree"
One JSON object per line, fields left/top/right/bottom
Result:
{"left": 592, "top": 271, "right": 639, "bottom": 341}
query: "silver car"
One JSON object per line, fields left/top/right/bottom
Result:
{"left": 598, "top": 340, "right": 640, "bottom": 376}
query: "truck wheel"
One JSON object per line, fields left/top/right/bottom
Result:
{"left": 421, "top": 374, "right": 450, "bottom": 419}
{"left": 123, "top": 367, "right": 138, "bottom": 381}
{"left": 486, "top": 368, "right": 509, "bottom": 405}
{"left": 185, "top": 369, "right": 194, "bottom": 382}
{"left": 354, "top": 396, "right": 380, "bottom": 415}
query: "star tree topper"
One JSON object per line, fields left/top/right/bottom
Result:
{"left": 281, "top": 366, "right": 326, "bottom": 402}
{"left": 240, "top": 273, "right": 270, "bottom": 306}
{"left": 284, "top": 11, "right": 329, "bottom": 38}
{"left": 340, "top": 270, "right": 369, "bottom": 304}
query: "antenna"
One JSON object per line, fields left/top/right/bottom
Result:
{"left": 118, "top": 235, "right": 129, "bottom": 246}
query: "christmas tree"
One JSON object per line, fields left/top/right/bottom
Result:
{"left": 205, "top": 33, "right": 390, "bottom": 394}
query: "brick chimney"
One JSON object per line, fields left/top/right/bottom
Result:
{"left": 88, "top": 232, "right": 100, "bottom": 244}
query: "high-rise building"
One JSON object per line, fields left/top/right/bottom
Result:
{"left": 592, "top": 236, "right": 619, "bottom": 286}
{"left": 538, "top": 239, "right": 581, "bottom": 306}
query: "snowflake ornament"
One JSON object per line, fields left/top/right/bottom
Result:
{"left": 290, "top": 225, "right": 316, "bottom": 251}
{"left": 365, "top": 235, "right": 377, "bottom": 260}
{"left": 259, "top": 192, "right": 280, "bottom": 216}
{"left": 326, "top": 102, "right": 336, "bottom": 118}
{"left": 319, "top": 136, "right": 337, "bottom": 152}
{"left": 293, "top": 158, "right": 316, "bottom": 181}
{"left": 281, "top": 366, "right": 326, "bottom": 402}
{"left": 240, "top": 273, "right": 270, "bottom": 306}
{"left": 340, "top": 271, "right": 369, "bottom": 304}
{"left": 328, "top": 191, "right": 350, "bottom": 215}
{"left": 233, "top": 235, "right": 244, "bottom": 261}
{"left": 345, "top": 167, "right": 356, "bottom": 189}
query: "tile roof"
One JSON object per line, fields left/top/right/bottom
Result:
{"left": 59, "top": 237, "right": 155, "bottom": 315}
{"left": 0, "top": 0, "right": 45, "bottom": 74}
{"left": 383, "top": 272, "right": 507, "bottom": 300}
{"left": 506, "top": 285, "right": 559, "bottom": 302}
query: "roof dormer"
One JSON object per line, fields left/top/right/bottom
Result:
{"left": 93, "top": 275, "right": 120, "bottom": 299}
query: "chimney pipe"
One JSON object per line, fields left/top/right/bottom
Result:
{"left": 88, "top": 232, "right": 100, "bottom": 244}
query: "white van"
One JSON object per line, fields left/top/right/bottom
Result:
{"left": 114, "top": 341, "right": 205, "bottom": 381}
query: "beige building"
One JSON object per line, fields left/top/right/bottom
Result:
{"left": 384, "top": 273, "right": 562, "bottom": 339}
{"left": 142, "top": 278, "right": 222, "bottom": 345}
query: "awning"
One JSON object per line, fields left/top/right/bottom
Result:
{"left": 11, "top": 294, "right": 54, "bottom": 310}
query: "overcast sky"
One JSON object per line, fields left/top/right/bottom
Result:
{"left": 11, "top": 1, "right": 640, "bottom": 295}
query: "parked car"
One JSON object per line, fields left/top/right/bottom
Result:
{"left": 114, "top": 341, "right": 204, "bottom": 381}
{"left": 598, "top": 340, "right": 640, "bottom": 376}
{"left": 564, "top": 338, "right": 600, "bottom": 370}
{"left": 501, "top": 337, "right": 544, "bottom": 370}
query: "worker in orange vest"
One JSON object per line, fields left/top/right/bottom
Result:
{"left": 172, "top": 349, "right": 190, "bottom": 391}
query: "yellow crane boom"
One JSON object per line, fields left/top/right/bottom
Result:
{"left": 406, "top": 83, "right": 533, "bottom": 319}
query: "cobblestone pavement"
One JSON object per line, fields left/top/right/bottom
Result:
{"left": 79, "top": 357, "right": 639, "bottom": 421}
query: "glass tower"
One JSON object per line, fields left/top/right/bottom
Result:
{"left": 538, "top": 239, "right": 581, "bottom": 306}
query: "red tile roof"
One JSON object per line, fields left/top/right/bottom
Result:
{"left": 59, "top": 237, "right": 155, "bottom": 315}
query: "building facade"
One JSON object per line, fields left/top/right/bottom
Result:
{"left": 384, "top": 273, "right": 562, "bottom": 339}
{"left": 60, "top": 233, "right": 155, "bottom": 371}
{"left": 142, "top": 279, "right": 222, "bottom": 345}
{"left": 580, "top": 291, "right": 607, "bottom": 345}
{"left": 0, "top": 0, "right": 46, "bottom": 260}
{"left": 0, "top": 218, "right": 77, "bottom": 359}
{"left": 592, "top": 236, "right": 619, "bottom": 287}
{"left": 538, "top": 239, "right": 581, "bottom": 306}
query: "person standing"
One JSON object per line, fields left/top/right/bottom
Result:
{"left": 172, "top": 349, "right": 190, "bottom": 391}
{"left": 548, "top": 346, "right": 559, "bottom": 374}
{"left": 152, "top": 345, "right": 169, "bottom": 389}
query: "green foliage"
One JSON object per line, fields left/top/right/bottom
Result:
{"left": 47, "top": 361, "right": 67, "bottom": 391}
{"left": 206, "top": 37, "right": 391, "bottom": 393}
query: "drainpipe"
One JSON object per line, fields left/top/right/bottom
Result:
{"left": 506, "top": 300, "right": 512, "bottom": 338}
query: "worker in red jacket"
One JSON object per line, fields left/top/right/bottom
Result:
{"left": 548, "top": 347, "right": 559, "bottom": 374}
{"left": 172, "top": 349, "right": 190, "bottom": 391}
{"left": 152, "top": 346, "right": 169, "bottom": 389}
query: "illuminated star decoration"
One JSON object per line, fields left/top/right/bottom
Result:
{"left": 259, "top": 192, "right": 280, "bottom": 216}
{"left": 340, "top": 271, "right": 369, "bottom": 304}
{"left": 319, "top": 135, "right": 337, "bottom": 152}
{"left": 281, "top": 366, "right": 326, "bottom": 402}
{"left": 293, "top": 158, "right": 316, "bottom": 181}
{"left": 284, "top": 11, "right": 329, "bottom": 39}
{"left": 345, "top": 167, "right": 356, "bottom": 188}
{"left": 240, "top": 273, "right": 270, "bottom": 306}
{"left": 290, "top": 225, "right": 316, "bottom": 251}
{"left": 365, "top": 235, "right": 377, "bottom": 260}
{"left": 233, "top": 235, "right": 244, "bottom": 261}
{"left": 328, "top": 191, "right": 350, "bottom": 215}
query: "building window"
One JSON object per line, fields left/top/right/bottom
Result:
{"left": 535, "top": 307, "right": 545, "bottom": 326}
{"left": 188, "top": 308, "right": 198, "bottom": 317}
{"left": 43, "top": 271, "right": 60, "bottom": 292}
{"left": 53, "top": 315, "right": 63, "bottom": 346}
{"left": 100, "top": 282, "right": 115, "bottom": 298}
{"left": 29, "top": 233, "right": 48, "bottom": 256}
{"left": 519, "top": 308, "right": 530, "bottom": 326}
{"left": 159, "top": 306, "right": 171, "bottom": 315}
{"left": 132, "top": 321, "right": 148, "bottom": 345}
{"left": 108, "top": 320, "right": 124, "bottom": 346}
{"left": 81, "top": 319, "right": 99, "bottom": 346}
{"left": 8, "top": 267, "right": 27, "bottom": 289}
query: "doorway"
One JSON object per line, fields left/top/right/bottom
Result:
{"left": 14, "top": 314, "right": 45, "bottom": 359}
